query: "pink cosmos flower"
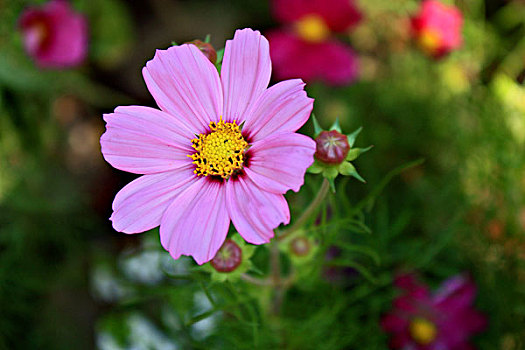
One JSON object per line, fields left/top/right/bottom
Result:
{"left": 100, "top": 29, "right": 316, "bottom": 265}
{"left": 381, "top": 273, "right": 487, "bottom": 349}
{"left": 267, "top": 0, "right": 361, "bottom": 86}
{"left": 411, "top": 0, "right": 463, "bottom": 58}
{"left": 18, "top": 0, "right": 88, "bottom": 68}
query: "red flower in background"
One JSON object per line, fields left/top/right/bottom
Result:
{"left": 411, "top": 0, "right": 463, "bottom": 58}
{"left": 381, "top": 273, "right": 486, "bottom": 349}
{"left": 18, "top": 0, "right": 88, "bottom": 68}
{"left": 267, "top": 0, "right": 362, "bottom": 86}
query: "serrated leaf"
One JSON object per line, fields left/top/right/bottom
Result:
{"left": 347, "top": 127, "right": 363, "bottom": 147}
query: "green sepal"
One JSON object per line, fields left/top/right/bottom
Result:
{"left": 278, "top": 230, "right": 319, "bottom": 267}
{"left": 322, "top": 166, "right": 338, "bottom": 180}
{"left": 204, "top": 34, "right": 211, "bottom": 43}
{"left": 339, "top": 161, "right": 366, "bottom": 183}
{"left": 201, "top": 234, "right": 255, "bottom": 282}
{"left": 329, "top": 118, "right": 342, "bottom": 133}
{"left": 171, "top": 41, "right": 178, "bottom": 46}
{"left": 346, "top": 145, "right": 374, "bottom": 161}
{"left": 347, "top": 127, "right": 363, "bottom": 147}
{"left": 311, "top": 113, "right": 323, "bottom": 137}
{"left": 215, "top": 48, "right": 225, "bottom": 73}
{"left": 307, "top": 160, "right": 324, "bottom": 174}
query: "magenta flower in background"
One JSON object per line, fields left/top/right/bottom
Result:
{"left": 267, "top": 0, "right": 362, "bottom": 86}
{"left": 100, "top": 29, "right": 316, "bottom": 265}
{"left": 381, "top": 273, "right": 487, "bottom": 349}
{"left": 18, "top": 0, "right": 88, "bottom": 68}
{"left": 411, "top": 0, "right": 463, "bottom": 58}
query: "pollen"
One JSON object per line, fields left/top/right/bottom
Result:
{"left": 189, "top": 118, "right": 248, "bottom": 179}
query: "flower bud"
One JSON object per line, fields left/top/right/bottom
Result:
{"left": 314, "top": 130, "right": 350, "bottom": 164}
{"left": 18, "top": 0, "right": 88, "bottom": 68}
{"left": 210, "top": 239, "right": 242, "bottom": 272}
{"left": 185, "top": 40, "right": 217, "bottom": 64}
{"left": 289, "top": 237, "right": 311, "bottom": 257}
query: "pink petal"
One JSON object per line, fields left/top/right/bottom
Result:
{"left": 272, "top": 0, "right": 362, "bottom": 32}
{"left": 100, "top": 106, "right": 195, "bottom": 174}
{"left": 110, "top": 165, "right": 198, "bottom": 233}
{"left": 267, "top": 30, "right": 359, "bottom": 86}
{"left": 143, "top": 44, "right": 223, "bottom": 134}
{"left": 433, "top": 274, "right": 476, "bottom": 310}
{"left": 221, "top": 28, "right": 272, "bottom": 124}
{"left": 436, "top": 309, "right": 486, "bottom": 348}
{"left": 226, "top": 176, "right": 290, "bottom": 244}
{"left": 244, "top": 132, "right": 315, "bottom": 194}
{"left": 243, "top": 79, "right": 313, "bottom": 142}
{"left": 160, "top": 178, "right": 230, "bottom": 265}
{"left": 381, "top": 313, "right": 408, "bottom": 333}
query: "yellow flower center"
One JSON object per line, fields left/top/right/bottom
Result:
{"left": 294, "top": 14, "right": 330, "bottom": 43}
{"left": 418, "top": 29, "right": 442, "bottom": 56}
{"left": 189, "top": 118, "right": 248, "bottom": 179}
{"left": 409, "top": 317, "right": 437, "bottom": 345}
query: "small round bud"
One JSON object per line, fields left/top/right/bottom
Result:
{"left": 185, "top": 40, "right": 217, "bottom": 64}
{"left": 211, "top": 239, "right": 242, "bottom": 272}
{"left": 289, "top": 237, "right": 311, "bottom": 257}
{"left": 314, "top": 130, "right": 350, "bottom": 164}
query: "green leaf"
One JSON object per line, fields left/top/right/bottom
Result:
{"left": 347, "top": 127, "right": 363, "bottom": 147}
{"left": 324, "top": 259, "right": 378, "bottom": 284}
{"left": 337, "top": 242, "right": 380, "bottom": 266}
{"left": 204, "top": 34, "right": 211, "bottom": 43}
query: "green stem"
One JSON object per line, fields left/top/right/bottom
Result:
{"left": 269, "top": 240, "right": 283, "bottom": 315}
{"left": 240, "top": 274, "right": 272, "bottom": 286}
{"left": 277, "top": 178, "right": 330, "bottom": 241}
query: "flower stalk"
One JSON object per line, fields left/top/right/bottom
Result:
{"left": 278, "top": 178, "right": 330, "bottom": 241}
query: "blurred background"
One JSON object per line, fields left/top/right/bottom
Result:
{"left": 0, "top": 0, "right": 524, "bottom": 349}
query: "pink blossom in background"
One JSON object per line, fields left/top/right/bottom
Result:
{"left": 411, "top": 0, "right": 463, "bottom": 58}
{"left": 381, "top": 273, "right": 487, "bottom": 349}
{"left": 100, "top": 29, "right": 316, "bottom": 265}
{"left": 18, "top": 0, "right": 88, "bottom": 68}
{"left": 267, "top": 0, "right": 362, "bottom": 86}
